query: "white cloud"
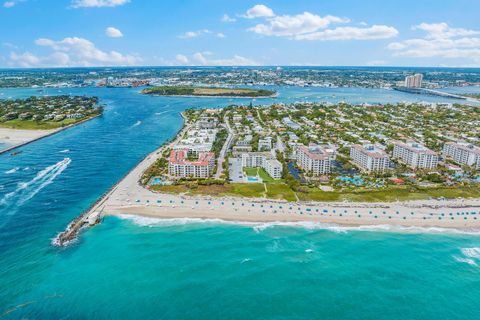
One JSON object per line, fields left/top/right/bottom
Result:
{"left": 71, "top": 0, "right": 129, "bottom": 8}
{"left": 244, "top": 6, "right": 396, "bottom": 42}
{"left": 295, "top": 25, "right": 399, "bottom": 41}
{"left": 9, "top": 52, "right": 40, "bottom": 68}
{"left": 413, "top": 22, "right": 480, "bottom": 39}
{"left": 175, "top": 54, "right": 189, "bottom": 64}
{"left": 3, "top": 1, "right": 15, "bottom": 8}
{"left": 3, "top": 0, "right": 25, "bottom": 8}
{"left": 191, "top": 52, "right": 258, "bottom": 66}
{"left": 216, "top": 32, "right": 226, "bottom": 38}
{"left": 8, "top": 36, "right": 140, "bottom": 67}
{"left": 249, "top": 12, "right": 349, "bottom": 37}
{"left": 365, "top": 60, "right": 387, "bottom": 66}
{"left": 242, "top": 4, "right": 274, "bottom": 19}
{"left": 388, "top": 22, "right": 480, "bottom": 64}
{"left": 221, "top": 14, "right": 236, "bottom": 23}
{"left": 179, "top": 29, "right": 211, "bottom": 39}
{"left": 105, "top": 27, "right": 123, "bottom": 38}
{"left": 169, "top": 52, "right": 258, "bottom": 66}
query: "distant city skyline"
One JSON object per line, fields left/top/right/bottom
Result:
{"left": 1, "top": 0, "right": 480, "bottom": 68}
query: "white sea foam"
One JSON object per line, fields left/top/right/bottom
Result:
{"left": 454, "top": 256, "right": 477, "bottom": 266}
{"left": 305, "top": 249, "right": 314, "bottom": 253}
{"left": 59, "top": 149, "right": 70, "bottom": 153}
{"left": 461, "top": 247, "right": 480, "bottom": 259}
{"left": 131, "top": 120, "right": 142, "bottom": 127}
{"left": 241, "top": 258, "right": 252, "bottom": 264}
{"left": 0, "top": 158, "right": 71, "bottom": 207}
{"left": 115, "top": 215, "right": 480, "bottom": 235}
{"left": 455, "top": 248, "right": 480, "bottom": 266}
{"left": 5, "top": 167, "right": 19, "bottom": 174}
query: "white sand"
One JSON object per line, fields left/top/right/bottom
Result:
{"left": 0, "top": 127, "right": 55, "bottom": 148}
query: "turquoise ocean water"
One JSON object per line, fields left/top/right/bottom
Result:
{"left": 1, "top": 85, "right": 480, "bottom": 319}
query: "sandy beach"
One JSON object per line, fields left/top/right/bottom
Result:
{"left": 0, "top": 127, "right": 56, "bottom": 150}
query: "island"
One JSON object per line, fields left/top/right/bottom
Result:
{"left": 0, "top": 95, "right": 103, "bottom": 153}
{"left": 55, "top": 101, "right": 480, "bottom": 245}
{"left": 141, "top": 86, "right": 276, "bottom": 98}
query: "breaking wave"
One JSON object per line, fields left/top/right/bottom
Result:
{"left": 454, "top": 247, "right": 480, "bottom": 266}
{"left": 5, "top": 167, "right": 19, "bottom": 174}
{"left": 116, "top": 215, "right": 480, "bottom": 235}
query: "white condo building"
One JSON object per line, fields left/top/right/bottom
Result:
{"left": 404, "top": 74, "right": 423, "bottom": 88}
{"left": 168, "top": 149, "right": 215, "bottom": 178}
{"left": 392, "top": 140, "right": 438, "bottom": 169}
{"left": 241, "top": 152, "right": 283, "bottom": 179}
{"left": 443, "top": 142, "right": 480, "bottom": 169}
{"left": 297, "top": 144, "right": 335, "bottom": 175}
{"left": 350, "top": 144, "right": 390, "bottom": 173}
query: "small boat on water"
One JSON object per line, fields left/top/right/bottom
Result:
{"left": 11, "top": 151, "right": 23, "bottom": 156}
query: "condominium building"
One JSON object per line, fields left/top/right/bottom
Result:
{"left": 173, "top": 128, "right": 217, "bottom": 156}
{"left": 350, "top": 144, "right": 390, "bottom": 173}
{"left": 168, "top": 149, "right": 215, "bottom": 178}
{"left": 240, "top": 152, "right": 283, "bottom": 179}
{"left": 264, "top": 159, "right": 283, "bottom": 180}
{"left": 297, "top": 144, "right": 335, "bottom": 175}
{"left": 442, "top": 142, "right": 480, "bottom": 169}
{"left": 392, "top": 140, "right": 438, "bottom": 169}
{"left": 258, "top": 136, "right": 272, "bottom": 151}
{"left": 404, "top": 73, "right": 423, "bottom": 88}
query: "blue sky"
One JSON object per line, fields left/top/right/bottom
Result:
{"left": 1, "top": 0, "right": 480, "bottom": 68}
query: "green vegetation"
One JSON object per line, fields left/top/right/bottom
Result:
{"left": 142, "top": 86, "right": 275, "bottom": 97}
{"left": 0, "top": 95, "right": 102, "bottom": 130}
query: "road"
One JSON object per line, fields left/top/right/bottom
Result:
{"left": 214, "top": 113, "right": 235, "bottom": 180}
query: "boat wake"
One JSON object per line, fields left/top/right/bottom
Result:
{"left": 0, "top": 158, "right": 71, "bottom": 208}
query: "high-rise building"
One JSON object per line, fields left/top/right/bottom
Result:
{"left": 442, "top": 142, "right": 480, "bottom": 169}
{"left": 168, "top": 149, "right": 215, "bottom": 178}
{"left": 392, "top": 140, "right": 438, "bottom": 169}
{"left": 350, "top": 144, "right": 390, "bottom": 173}
{"left": 404, "top": 73, "right": 423, "bottom": 88}
{"left": 297, "top": 144, "right": 335, "bottom": 175}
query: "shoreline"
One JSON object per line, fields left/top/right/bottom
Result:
{"left": 0, "top": 114, "right": 101, "bottom": 155}
{"left": 141, "top": 92, "right": 278, "bottom": 99}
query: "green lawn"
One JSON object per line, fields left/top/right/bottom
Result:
{"left": 244, "top": 167, "right": 258, "bottom": 176}
{"left": 0, "top": 117, "right": 87, "bottom": 130}
{"left": 151, "top": 182, "right": 480, "bottom": 203}
{"left": 258, "top": 168, "right": 275, "bottom": 183}
{"left": 265, "top": 183, "right": 296, "bottom": 201}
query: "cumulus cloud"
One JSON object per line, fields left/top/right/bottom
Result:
{"left": 242, "top": 4, "right": 275, "bottom": 19}
{"left": 249, "top": 12, "right": 350, "bottom": 37}
{"left": 179, "top": 29, "right": 225, "bottom": 39}
{"left": 168, "top": 52, "right": 258, "bottom": 66}
{"left": 105, "top": 27, "right": 123, "bottom": 38}
{"left": 8, "top": 36, "right": 140, "bottom": 67}
{"left": 244, "top": 5, "right": 396, "bottom": 41}
{"left": 388, "top": 22, "right": 480, "bottom": 64}
{"left": 71, "top": 0, "right": 129, "bottom": 8}
{"left": 191, "top": 52, "right": 258, "bottom": 66}
{"left": 175, "top": 54, "right": 189, "bottom": 64}
{"left": 295, "top": 25, "right": 399, "bottom": 41}
{"left": 221, "top": 14, "right": 236, "bottom": 23}
{"left": 179, "top": 29, "right": 211, "bottom": 39}
{"left": 3, "top": 1, "right": 16, "bottom": 8}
